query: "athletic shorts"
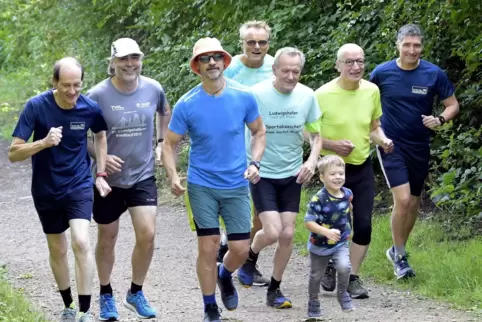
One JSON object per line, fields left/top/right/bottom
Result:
{"left": 93, "top": 176, "right": 157, "bottom": 225}
{"left": 377, "top": 144, "right": 430, "bottom": 197}
{"left": 250, "top": 175, "right": 302, "bottom": 214}
{"left": 33, "top": 187, "right": 93, "bottom": 234}
{"left": 186, "top": 182, "right": 251, "bottom": 240}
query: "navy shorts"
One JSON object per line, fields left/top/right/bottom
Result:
{"left": 377, "top": 144, "right": 430, "bottom": 197}
{"left": 93, "top": 176, "right": 157, "bottom": 225}
{"left": 33, "top": 187, "right": 93, "bottom": 234}
{"left": 250, "top": 176, "right": 302, "bottom": 214}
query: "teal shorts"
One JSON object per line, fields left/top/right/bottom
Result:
{"left": 187, "top": 183, "right": 251, "bottom": 240}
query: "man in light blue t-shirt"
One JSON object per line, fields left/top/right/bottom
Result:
{"left": 162, "top": 37, "right": 266, "bottom": 322}
{"left": 218, "top": 20, "right": 274, "bottom": 286}
{"left": 236, "top": 47, "right": 323, "bottom": 310}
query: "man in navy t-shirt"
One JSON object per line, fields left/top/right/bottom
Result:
{"left": 370, "top": 24, "right": 459, "bottom": 280}
{"left": 8, "top": 57, "right": 110, "bottom": 322}
{"left": 162, "top": 37, "right": 266, "bottom": 322}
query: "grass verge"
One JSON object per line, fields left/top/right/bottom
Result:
{"left": 294, "top": 188, "right": 482, "bottom": 312}
{"left": 0, "top": 267, "right": 49, "bottom": 321}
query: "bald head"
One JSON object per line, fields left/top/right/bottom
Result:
{"left": 52, "top": 57, "right": 84, "bottom": 82}
{"left": 336, "top": 43, "right": 364, "bottom": 60}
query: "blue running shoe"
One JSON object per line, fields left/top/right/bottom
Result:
{"left": 307, "top": 299, "right": 323, "bottom": 320}
{"left": 216, "top": 263, "right": 239, "bottom": 311}
{"left": 237, "top": 261, "right": 255, "bottom": 288}
{"left": 394, "top": 254, "right": 416, "bottom": 280}
{"left": 123, "top": 290, "right": 156, "bottom": 319}
{"left": 266, "top": 288, "right": 292, "bottom": 309}
{"left": 99, "top": 293, "right": 119, "bottom": 321}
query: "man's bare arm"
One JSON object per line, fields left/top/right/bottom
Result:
{"left": 156, "top": 102, "right": 172, "bottom": 143}
{"left": 94, "top": 131, "right": 107, "bottom": 173}
{"left": 87, "top": 131, "right": 96, "bottom": 161}
{"left": 161, "top": 130, "right": 184, "bottom": 181}
{"left": 307, "top": 132, "right": 322, "bottom": 164}
{"left": 440, "top": 95, "right": 460, "bottom": 121}
{"left": 246, "top": 116, "right": 266, "bottom": 162}
{"left": 8, "top": 137, "right": 47, "bottom": 163}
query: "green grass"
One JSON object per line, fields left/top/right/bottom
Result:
{"left": 0, "top": 268, "right": 49, "bottom": 321}
{"left": 294, "top": 188, "right": 482, "bottom": 312}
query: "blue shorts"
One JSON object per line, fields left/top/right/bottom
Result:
{"left": 187, "top": 183, "right": 251, "bottom": 240}
{"left": 33, "top": 187, "right": 93, "bottom": 234}
{"left": 377, "top": 144, "right": 430, "bottom": 197}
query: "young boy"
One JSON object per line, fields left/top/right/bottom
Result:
{"left": 304, "top": 155, "right": 355, "bottom": 319}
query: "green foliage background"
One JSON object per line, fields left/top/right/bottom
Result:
{"left": 1, "top": 0, "right": 481, "bottom": 233}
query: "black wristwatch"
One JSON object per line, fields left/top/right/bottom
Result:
{"left": 249, "top": 160, "right": 261, "bottom": 170}
{"left": 438, "top": 115, "right": 446, "bottom": 125}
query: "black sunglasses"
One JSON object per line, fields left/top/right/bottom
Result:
{"left": 197, "top": 53, "right": 224, "bottom": 63}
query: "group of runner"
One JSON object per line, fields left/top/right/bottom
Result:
{"left": 8, "top": 20, "right": 458, "bottom": 322}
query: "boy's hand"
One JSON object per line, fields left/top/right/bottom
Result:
{"left": 323, "top": 228, "right": 341, "bottom": 243}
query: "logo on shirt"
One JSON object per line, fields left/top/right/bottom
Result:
{"left": 136, "top": 102, "right": 151, "bottom": 108}
{"left": 111, "top": 105, "right": 124, "bottom": 111}
{"left": 70, "top": 122, "right": 85, "bottom": 130}
{"left": 412, "top": 86, "right": 428, "bottom": 95}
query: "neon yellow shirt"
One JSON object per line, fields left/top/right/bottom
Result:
{"left": 307, "top": 78, "right": 382, "bottom": 165}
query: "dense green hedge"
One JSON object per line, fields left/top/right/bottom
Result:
{"left": 1, "top": 0, "right": 480, "bottom": 232}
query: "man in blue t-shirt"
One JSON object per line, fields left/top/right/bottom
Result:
{"left": 162, "top": 37, "right": 266, "bottom": 322}
{"left": 370, "top": 24, "right": 459, "bottom": 279}
{"left": 8, "top": 57, "right": 110, "bottom": 322}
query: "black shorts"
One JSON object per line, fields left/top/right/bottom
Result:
{"left": 93, "top": 176, "right": 158, "bottom": 225}
{"left": 377, "top": 144, "right": 430, "bottom": 196}
{"left": 33, "top": 187, "right": 93, "bottom": 234}
{"left": 250, "top": 176, "right": 302, "bottom": 213}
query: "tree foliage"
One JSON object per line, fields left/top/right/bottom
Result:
{"left": 0, "top": 0, "right": 480, "bottom": 231}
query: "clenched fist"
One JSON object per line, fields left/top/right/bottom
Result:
{"left": 43, "top": 126, "right": 63, "bottom": 148}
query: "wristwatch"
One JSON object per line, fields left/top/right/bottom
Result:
{"left": 438, "top": 115, "right": 446, "bottom": 125}
{"left": 249, "top": 160, "right": 261, "bottom": 170}
{"left": 157, "top": 138, "right": 164, "bottom": 145}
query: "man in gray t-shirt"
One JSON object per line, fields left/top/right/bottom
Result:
{"left": 86, "top": 37, "right": 170, "bottom": 321}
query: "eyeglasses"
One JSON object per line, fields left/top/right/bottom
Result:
{"left": 197, "top": 53, "right": 225, "bottom": 63}
{"left": 245, "top": 40, "right": 269, "bottom": 48}
{"left": 338, "top": 59, "right": 365, "bottom": 67}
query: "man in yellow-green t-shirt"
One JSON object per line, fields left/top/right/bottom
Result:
{"left": 306, "top": 43, "right": 393, "bottom": 300}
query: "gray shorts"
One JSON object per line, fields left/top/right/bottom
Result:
{"left": 187, "top": 183, "right": 251, "bottom": 240}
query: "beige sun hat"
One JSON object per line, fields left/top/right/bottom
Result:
{"left": 189, "top": 37, "right": 232, "bottom": 75}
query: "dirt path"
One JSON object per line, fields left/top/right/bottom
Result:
{"left": 0, "top": 140, "right": 478, "bottom": 322}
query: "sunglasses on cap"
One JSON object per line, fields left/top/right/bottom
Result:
{"left": 197, "top": 53, "right": 225, "bottom": 63}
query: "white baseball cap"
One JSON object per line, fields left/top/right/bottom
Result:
{"left": 110, "top": 38, "right": 144, "bottom": 58}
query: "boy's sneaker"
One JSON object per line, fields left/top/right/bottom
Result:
{"left": 123, "top": 290, "right": 156, "bottom": 319}
{"left": 266, "top": 288, "right": 292, "bottom": 309}
{"left": 59, "top": 304, "right": 77, "bottom": 322}
{"left": 337, "top": 291, "right": 355, "bottom": 312}
{"left": 386, "top": 246, "right": 395, "bottom": 265}
{"left": 307, "top": 299, "right": 322, "bottom": 319}
{"left": 99, "top": 293, "right": 119, "bottom": 321}
{"left": 253, "top": 265, "right": 270, "bottom": 286}
{"left": 394, "top": 254, "right": 416, "bottom": 279}
{"left": 237, "top": 261, "right": 255, "bottom": 287}
{"left": 347, "top": 276, "right": 369, "bottom": 299}
{"left": 203, "top": 303, "right": 222, "bottom": 322}
{"left": 216, "top": 263, "right": 239, "bottom": 310}
{"left": 78, "top": 310, "right": 95, "bottom": 322}
{"left": 321, "top": 260, "right": 336, "bottom": 292}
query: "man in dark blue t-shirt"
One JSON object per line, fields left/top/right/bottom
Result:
{"left": 370, "top": 24, "right": 459, "bottom": 280}
{"left": 8, "top": 57, "right": 110, "bottom": 322}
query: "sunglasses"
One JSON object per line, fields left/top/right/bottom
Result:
{"left": 245, "top": 40, "right": 269, "bottom": 48}
{"left": 197, "top": 53, "right": 225, "bottom": 63}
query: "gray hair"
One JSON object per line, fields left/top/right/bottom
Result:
{"left": 107, "top": 57, "right": 115, "bottom": 76}
{"left": 397, "top": 24, "right": 423, "bottom": 44}
{"left": 239, "top": 20, "right": 271, "bottom": 40}
{"left": 273, "top": 47, "right": 305, "bottom": 69}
